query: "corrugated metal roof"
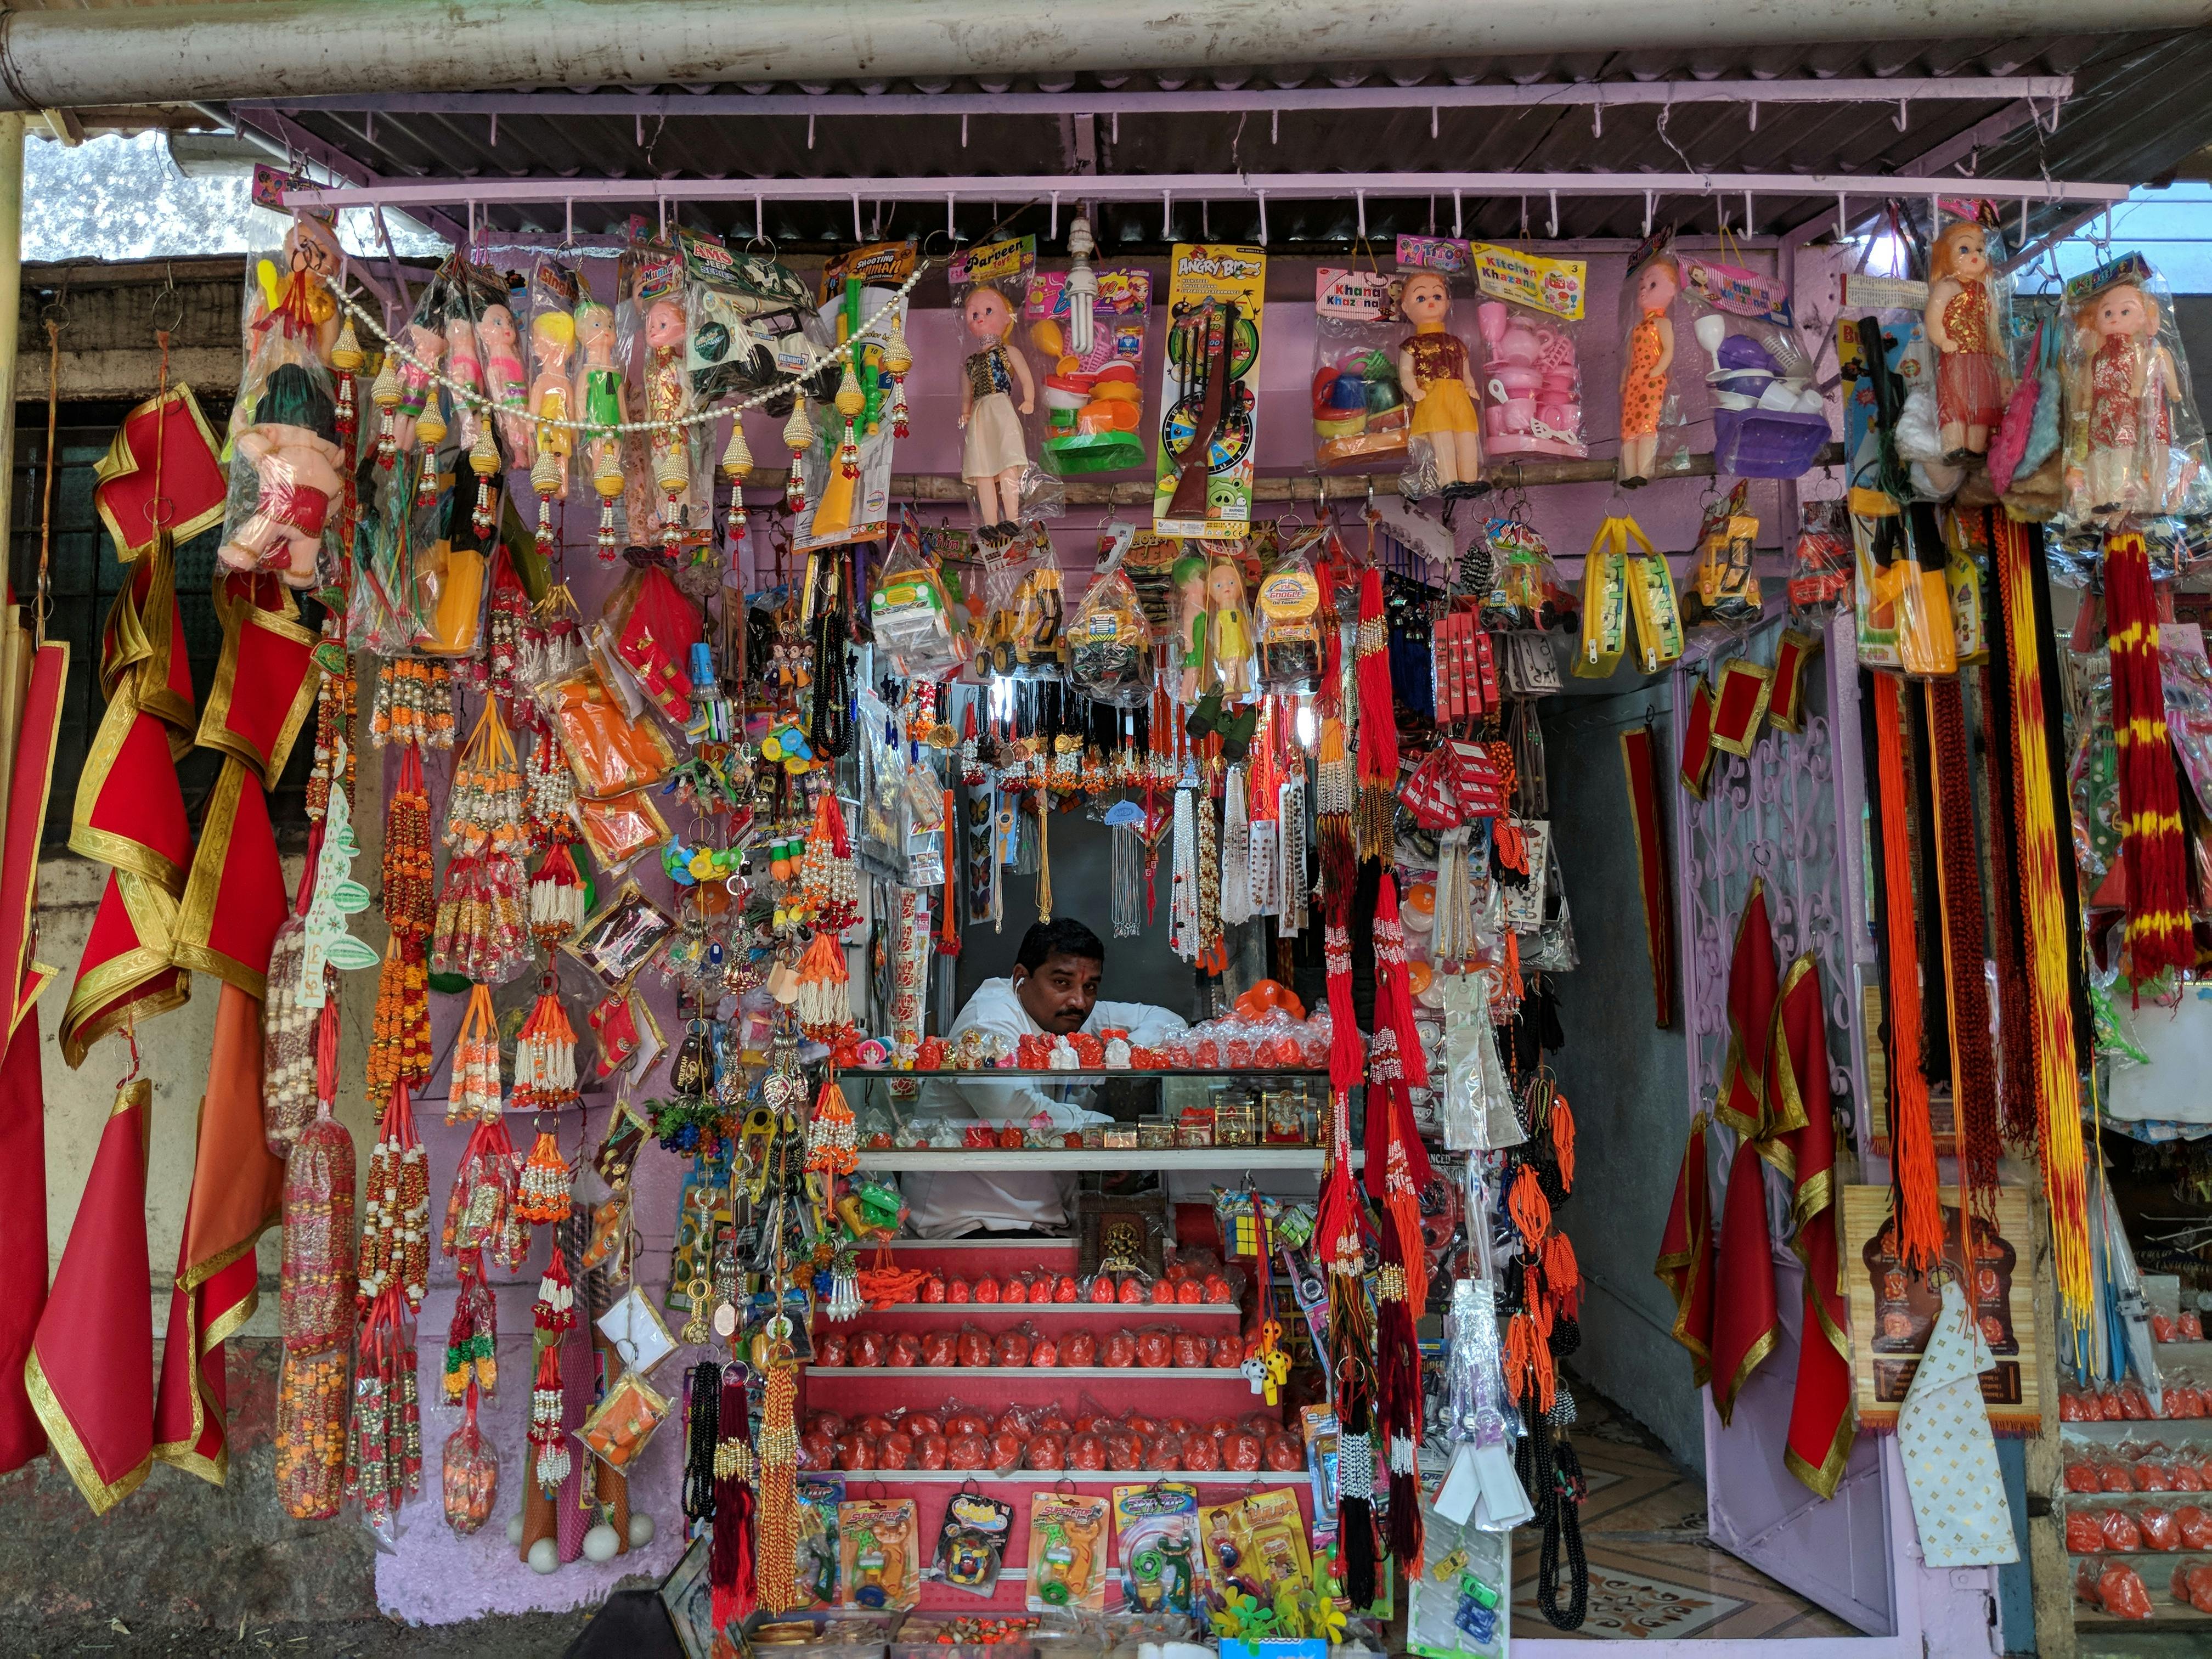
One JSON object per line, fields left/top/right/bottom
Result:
{"left": 219, "top": 29, "right": 2208, "bottom": 250}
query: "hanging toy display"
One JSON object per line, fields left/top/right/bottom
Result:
{"left": 1392, "top": 258, "right": 1486, "bottom": 507}
{"left": 574, "top": 300, "right": 628, "bottom": 557}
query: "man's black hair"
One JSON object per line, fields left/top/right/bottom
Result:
{"left": 1014, "top": 918, "right": 1106, "bottom": 973}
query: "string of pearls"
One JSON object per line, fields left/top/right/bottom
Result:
{"left": 330, "top": 257, "right": 932, "bottom": 441}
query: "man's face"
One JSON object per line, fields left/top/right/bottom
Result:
{"left": 1013, "top": 952, "right": 1102, "bottom": 1034}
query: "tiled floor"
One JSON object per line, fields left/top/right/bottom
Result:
{"left": 1510, "top": 1380, "right": 1858, "bottom": 1641}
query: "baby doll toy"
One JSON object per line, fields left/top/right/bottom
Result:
{"left": 643, "top": 295, "right": 691, "bottom": 548}
{"left": 1617, "top": 253, "right": 1680, "bottom": 487}
{"left": 219, "top": 363, "right": 343, "bottom": 589}
{"left": 958, "top": 283, "right": 1036, "bottom": 544}
{"left": 2071, "top": 278, "right": 2182, "bottom": 518}
{"left": 1923, "top": 221, "right": 2008, "bottom": 462}
{"left": 1396, "top": 271, "right": 1485, "bottom": 509}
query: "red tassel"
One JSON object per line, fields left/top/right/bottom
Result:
{"left": 1355, "top": 567, "right": 1398, "bottom": 787}
{"left": 709, "top": 1372, "right": 756, "bottom": 1628}
{"left": 2107, "top": 529, "right": 2196, "bottom": 981}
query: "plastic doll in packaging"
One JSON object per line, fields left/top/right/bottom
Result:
{"left": 575, "top": 301, "right": 628, "bottom": 552}
{"left": 1174, "top": 552, "right": 1211, "bottom": 702}
{"left": 478, "top": 300, "right": 532, "bottom": 466}
{"left": 1206, "top": 554, "right": 1255, "bottom": 701}
{"left": 1618, "top": 254, "right": 1680, "bottom": 487}
{"left": 1925, "top": 221, "right": 2008, "bottom": 461}
{"left": 246, "top": 214, "right": 344, "bottom": 384}
{"left": 443, "top": 290, "right": 488, "bottom": 455}
{"left": 393, "top": 318, "right": 445, "bottom": 458}
{"left": 1397, "top": 272, "right": 1484, "bottom": 501}
{"left": 2071, "top": 277, "right": 2182, "bottom": 517}
{"left": 959, "top": 284, "right": 1035, "bottom": 542}
{"left": 642, "top": 295, "right": 691, "bottom": 535}
{"left": 529, "top": 310, "right": 575, "bottom": 470}
{"left": 219, "top": 363, "right": 343, "bottom": 588}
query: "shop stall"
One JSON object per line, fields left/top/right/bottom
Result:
{"left": 5, "top": 27, "right": 2212, "bottom": 1659}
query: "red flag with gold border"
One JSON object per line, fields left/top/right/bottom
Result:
{"left": 1768, "top": 952, "right": 1856, "bottom": 1498}
{"left": 1654, "top": 1112, "right": 1715, "bottom": 1387}
{"left": 25, "top": 1080, "right": 155, "bottom": 1513}
{"left": 1714, "top": 879, "right": 1779, "bottom": 1141}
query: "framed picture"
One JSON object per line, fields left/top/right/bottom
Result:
{"left": 659, "top": 1533, "right": 716, "bottom": 1659}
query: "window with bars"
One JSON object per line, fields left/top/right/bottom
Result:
{"left": 8, "top": 398, "right": 314, "bottom": 850}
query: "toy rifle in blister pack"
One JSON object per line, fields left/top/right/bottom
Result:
{"left": 1168, "top": 300, "right": 1233, "bottom": 521}
{"left": 1852, "top": 316, "right": 1953, "bottom": 674}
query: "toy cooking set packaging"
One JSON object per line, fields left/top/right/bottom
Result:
{"left": 1464, "top": 240, "right": 1590, "bottom": 460}
{"left": 1311, "top": 265, "right": 1408, "bottom": 471}
{"left": 1154, "top": 244, "right": 1268, "bottom": 539}
{"left": 1027, "top": 264, "right": 1152, "bottom": 475}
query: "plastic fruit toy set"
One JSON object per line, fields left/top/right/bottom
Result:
{"left": 816, "top": 1323, "right": 1249, "bottom": 1372}
{"left": 799, "top": 1404, "right": 1306, "bottom": 1476}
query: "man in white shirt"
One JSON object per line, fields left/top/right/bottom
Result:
{"left": 905, "top": 918, "right": 1189, "bottom": 1236}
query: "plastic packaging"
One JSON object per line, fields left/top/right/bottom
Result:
{"left": 952, "top": 235, "right": 1060, "bottom": 537}
{"left": 219, "top": 240, "right": 346, "bottom": 593}
{"left": 441, "top": 1392, "right": 499, "bottom": 1534}
{"left": 797, "top": 240, "right": 916, "bottom": 552}
{"left": 871, "top": 522, "right": 967, "bottom": 680}
{"left": 840, "top": 1497, "right": 921, "bottom": 1611}
{"left": 1066, "top": 538, "right": 1155, "bottom": 707}
{"left": 972, "top": 521, "right": 1068, "bottom": 678}
{"left": 1678, "top": 252, "right": 1827, "bottom": 478}
{"left": 1154, "top": 244, "right": 1267, "bottom": 540}
{"left": 1311, "top": 265, "right": 1409, "bottom": 472}
{"left": 280, "top": 1105, "right": 357, "bottom": 1355}
{"left": 1617, "top": 237, "right": 1686, "bottom": 486}
{"left": 2062, "top": 251, "right": 2212, "bottom": 528}
{"left": 1026, "top": 1494, "right": 1110, "bottom": 1612}
{"left": 1029, "top": 262, "right": 1152, "bottom": 476}
{"left": 1392, "top": 240, "right": 1486, "bottom": 503}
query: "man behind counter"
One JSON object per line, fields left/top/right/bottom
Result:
{"left": 905, "top": 918, "right": 1189, "bottom": 1236}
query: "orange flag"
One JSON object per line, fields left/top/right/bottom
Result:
{"left": 1768, "top": 952, "right": 1856, "bottom": 1499}
{"left": 25, "top": 1080, "right": 155, "bottom": 1513}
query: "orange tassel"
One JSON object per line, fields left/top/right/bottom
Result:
{"left": 1544, "top": 1232, "right": 1581, "bottom": 1320}
{"left": 1873, "top": 674, "right": 1944, "bottom": 1271}
{"left": 1508, "top": 1164, "right": 1551, "bottom": 1246}
{"left": 1550, "top": 1091, "right": 1576, "bottom": 1192}
{"left": 1387, "top": 1183, "right": 1429, "bottom": 1312}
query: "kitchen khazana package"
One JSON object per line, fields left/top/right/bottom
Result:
{"left": 1311, "top": 265, "right": 1409, "bottom": 472}
{"left": 1154, "top": 243, "right": 1267, "bottom": 539}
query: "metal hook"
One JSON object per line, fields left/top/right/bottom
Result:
{"left": 949, "top": 193, "right": 958, "bottom": 242}
{"left": 1452, "top": 189, "right": 1463, "bottom": 239}
{"left": 1547, "top": 190, "right": 1558, "bottom": 239}
{"left": 1256, "top": 190, "right": 1268, "bottom": 246}
{"left": 1048, "top": 191, "right": 1058, "bottom": 240}
{"left": 1356, "top": 189, "right": 1366, "bottom": 241}
{"left": 1836, "top": 193, "right": 1847, "bottom": 242}
{"left": 1162, "top": 188, "right": 1172, "bottom": 242}
{"left": 1643, "top": 191, "right": 1655, "bottom": 238}
{"left": 853, "top": 193, "right": 862, "bottom": 243}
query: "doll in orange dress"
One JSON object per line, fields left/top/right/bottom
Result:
{"left": 1924, "top": 221, "right": 2008, "bottom": 461}
{"left": 1617, "top": 255, "right": 1679, "bottom": 487}
{"left": 2070, "top": 280, "right": 2181, "bottom": 517}
{"left": 1396, "top": 272, "right": 1484, "bottom": 502}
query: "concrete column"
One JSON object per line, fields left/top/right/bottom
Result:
{"left": 0, "top": 113, "right": 24, "bottom": 569}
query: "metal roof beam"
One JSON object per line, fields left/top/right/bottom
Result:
{"left": 225, "top": 105, "right": 470, "bottom": 249}
{"left": 237, "top": 76, "right": 2075, "bottom": 120}
{"left": 280, "top": 168, "right": 2132, "bottom": 215}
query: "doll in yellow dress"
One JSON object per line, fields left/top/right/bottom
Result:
{"left": 1396, "top": 272, "right": 1485, "bottom": 503}
{"left": 1206, "top": 553, "right": 1255, "bottom": 701}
